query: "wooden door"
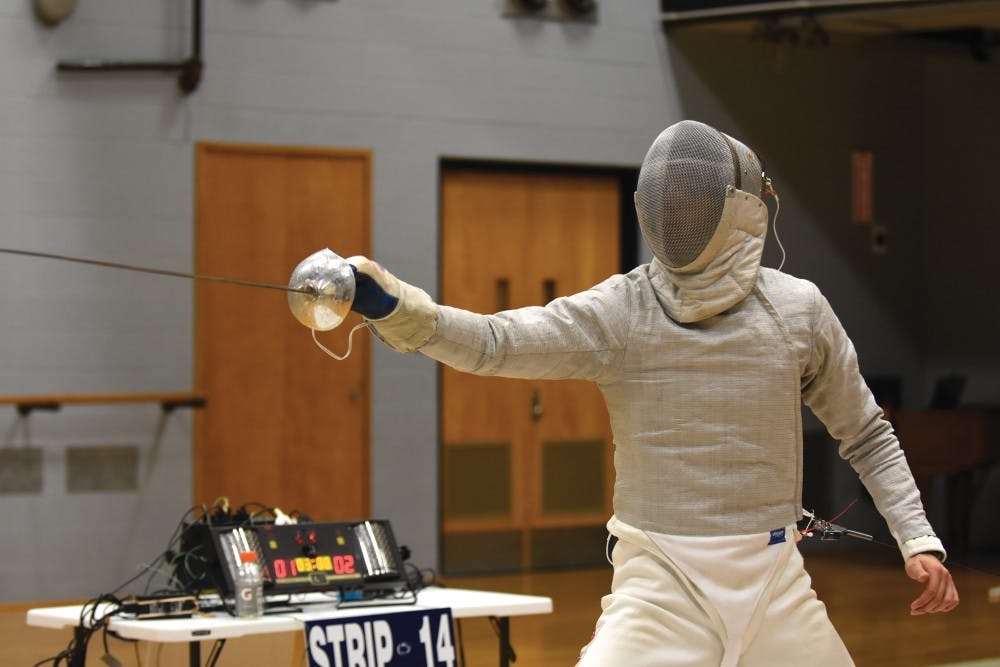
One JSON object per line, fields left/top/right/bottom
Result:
{"left": 441, "top": 169, "right": 620, "bottom": 572}
{"left": 195, "top": 143, "right": 371, "bottom": 521}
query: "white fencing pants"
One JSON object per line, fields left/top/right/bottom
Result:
{"left": 577, "top": 521, "right": 854, "bottom": 667}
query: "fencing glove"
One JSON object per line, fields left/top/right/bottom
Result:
{"left": 346, "top": 256, "right": 438, "bottom": 353}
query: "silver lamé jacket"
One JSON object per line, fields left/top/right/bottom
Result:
{"left": 379, "top": 188, "right": 943, "bottom": 560}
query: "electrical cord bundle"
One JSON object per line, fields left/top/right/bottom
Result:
{"left": 31, "top": 498, "right": 242, "bottom": 666}
{"left": 32, "top": 594, "right": 134, "bottom": 667}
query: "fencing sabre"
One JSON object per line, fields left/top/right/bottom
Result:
{"left": 0, "top": 246, "right": 366, "bottom": 360}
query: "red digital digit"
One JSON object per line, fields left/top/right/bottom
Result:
{"left": 331, "top": 554, "right": 357, "bottom": 575}
{"left": 290, "top": 559, "right": 298, "bottom": 577}
{"left": 273, "top": 558, "right": 287, "bottom": 579}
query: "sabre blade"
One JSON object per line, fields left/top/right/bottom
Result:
{"left": 0, "top": 247, "right": 313, "bottom": 295}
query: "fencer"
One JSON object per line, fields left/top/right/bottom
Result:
{"left": 334, "top": 120, "right": 959, "bottom": 665}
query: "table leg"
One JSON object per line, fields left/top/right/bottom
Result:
{"left": 496, "top": 616, "right": 511, "bottom": 667}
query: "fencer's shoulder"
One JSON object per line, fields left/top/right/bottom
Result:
{"left": 585, "top": 267, "right": 644, "bottom": 296}
{"left": 562, "top": 271, "right": 635, "bottom": 310}
{"left": 757, "top": 267, "right": 822, "bottom": 302}
{"left": 611, "top": 263, "right": 664, "bottom": 299}
{"left": 622, "top": 263, "right": 657, "bottom": 287}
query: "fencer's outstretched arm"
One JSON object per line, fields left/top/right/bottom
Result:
{"left": 347, "top": 256, "right": 628, "bottom": 383}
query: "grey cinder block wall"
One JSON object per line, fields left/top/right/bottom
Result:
{"left": 0, "top": 1, "right": 997, "bottom": 601}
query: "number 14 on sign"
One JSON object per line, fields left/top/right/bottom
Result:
{"left": 418, "top": 613, "right": 455, "bottom": 667}
{"left": 304, "top": 607, "right": 456, "bottom": 667}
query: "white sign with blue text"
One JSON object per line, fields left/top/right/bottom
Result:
{"left": 305, "top": 607, "right": 457, "bottom": 667}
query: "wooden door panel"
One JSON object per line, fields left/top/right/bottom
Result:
{"left": 441, "top": 172, "right": 532, "bottom": 529}
{"left": 440, "top": 170, "right": 530, "bottom": 436}
{"left": 441, "top": 167, "right": 620, "bottom": 571}
{"left": 196, "top": 151, "right": 288, "bottom": 505}
{"left": 280, "top": 154, "right": 370, "bottom": 517}
{"left": 526, "top": 174, "right": 619, "bottom": 522}
{"left": 195, "top": 144, "right": 370, "bottom": 521}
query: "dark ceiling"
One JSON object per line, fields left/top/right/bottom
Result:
{"left": 660, "top": 1, "right": 1000, "bottom": 60}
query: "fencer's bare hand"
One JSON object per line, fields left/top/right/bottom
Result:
{"left": 905, "top": 553, "right": 959, "bottom": 615}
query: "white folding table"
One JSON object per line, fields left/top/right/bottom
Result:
{"left": 27, "top": 586, "right": 553, "bottom": 667}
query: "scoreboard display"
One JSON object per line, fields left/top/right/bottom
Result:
{"left": 253, "top": 522, "right": 366, "bottom": 590}
{"left": 179, "top": 519, "right": 408, "bottom": 600}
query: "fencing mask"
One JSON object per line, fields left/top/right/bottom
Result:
{"left": 635, "top": 120, "right": 765, "bottom": 269}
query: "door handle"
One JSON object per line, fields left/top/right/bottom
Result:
{"left": 530, "top": 389, "right": 544, "bottom": 421}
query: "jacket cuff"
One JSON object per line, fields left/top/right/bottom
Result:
{"left": 901, "top": 535, "right": 946, "bottom": 562}
{"left": 368, "top": 281, "right": 438, "bottom": 353}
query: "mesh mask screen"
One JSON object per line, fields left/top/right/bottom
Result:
{"left": 635, "top": 121, "right": 736, "bottom": 268}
